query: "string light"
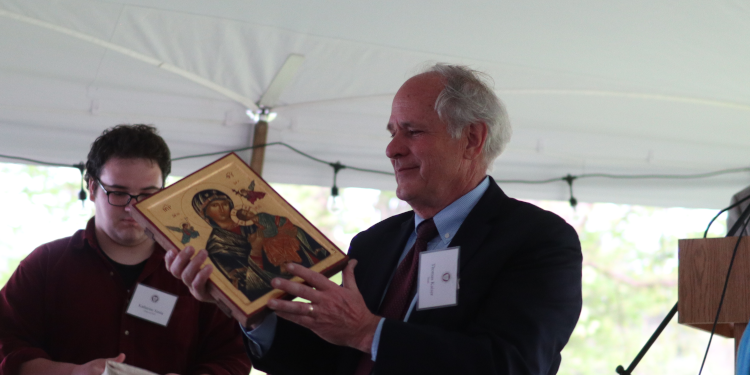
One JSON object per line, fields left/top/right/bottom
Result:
{"left": 329, "top": 161, "right": 345, "bottom": 196}
{"left": 75, "top": 162, "right": 87, "bottom": 207}
{"left": 3, "top": 145, "right": 750, "bottom": 209}
{"left": 563, "top": 174, "right": 577, "bottom": 208}
{"left": 327, "top": 161, "right": 345, "bottom": 213}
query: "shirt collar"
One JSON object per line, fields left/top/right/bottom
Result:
{"left": 81, "top": 216, "right": 165, "bottom": 281}
{"left": 414, "top": 176, "right": 490, "bottom": 245}
{"left": 73, "top": 216, "right": 99, "bottom": 251}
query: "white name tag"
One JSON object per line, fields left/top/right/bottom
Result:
{"left": 126, "top": 284, "right": 178, "bottom": 326}
{"left": 417, "top": 246, "right": 459, "bottom": 310}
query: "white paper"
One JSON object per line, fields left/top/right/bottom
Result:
{"left": 126, "top": 283, "right": 178, "bottom": 327}
{"left": 101, "top": 361, "right": 157, "bottom": 375}
{"left": 417, "top": 247, "right": 459, "bottom": 310}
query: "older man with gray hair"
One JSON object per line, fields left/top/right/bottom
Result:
{"left": 168, "top": 63, "right": 582, "bottom": 375}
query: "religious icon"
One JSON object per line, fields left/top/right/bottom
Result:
{"left": 132, "top": 153, "right": 347, "bottom": 325}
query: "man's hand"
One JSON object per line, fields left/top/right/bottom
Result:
{"left": 165, "top": 246, "right": 215, "bottom": 303}
{"left": 19, "top": 353, "right": 126, "bottom": 375}
{"left": 71, "top": 353, "right": 126, "bottom": 375}
{"left": 267, "top": 260, "right": 381, "bottom": 353}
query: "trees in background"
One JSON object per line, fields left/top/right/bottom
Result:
{"left": 545, "top": 202, "right": 732, "bottom": 374}
{"left": 0, "top": 163, "right": 94, "bottom": 286}
{"left": 0, "top": 163, "right": 735, "bottom": 374}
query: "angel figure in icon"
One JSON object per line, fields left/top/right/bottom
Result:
{"left": 167, "top": 220, "right": 200, "bottom": 244}
{"left": 233, "top": 180, "right": 266, "bottom": 204}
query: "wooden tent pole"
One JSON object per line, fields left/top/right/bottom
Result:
{"left": 249, "top": 120, "right": 268, "bottom": 176}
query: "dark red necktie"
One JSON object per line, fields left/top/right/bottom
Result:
{"left": 354, "top": 218, "right": 439, "bottom": 375}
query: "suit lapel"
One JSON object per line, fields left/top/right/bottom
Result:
{"left": 450, "top": 179, "right": 507, "bottom": 272}
{"left": 408, "top": 178, "right": 507, "bottom": 323}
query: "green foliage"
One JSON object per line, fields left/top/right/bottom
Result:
{"left": 21, "top": 165, "right": 89, "bottom": 221}
{"left": 0, "top": 258, "right": 21, "bottom": 289}
{"left": 270, "top": 183, "right": 410, "bottom": 252}
{"left": 0, "top": 162, "right": 94, "bottom": 288}
{"left": 564, "top": 206, "right": 674, "bottom": 373}
{"left": 271, "top": 183, "right": 341, "bottom": 245}
{"left": 552, "top": 203, "right": 733, "bottom": 374}
{"left": 0, "top": 163, "right": 737, "bottom": 374}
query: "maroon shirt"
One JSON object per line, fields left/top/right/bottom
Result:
{"left": 0, "top": 218, "right": 252, "bottom": 375}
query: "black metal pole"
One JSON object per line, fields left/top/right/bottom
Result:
{"left": 615, "top": 302, "right": 678, "bottom": 375}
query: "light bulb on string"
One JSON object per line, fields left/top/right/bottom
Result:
{"left": 75, "top": 162, "right": 87, "bottom": 208}
{"left": 327, "top": 161, "right": 346, "bottom": 213}
{"left": 327, "top": 186, "right": 343, "bottom": 213}
{"left": 563, "top": 174, "right": 577, "bottom": 209}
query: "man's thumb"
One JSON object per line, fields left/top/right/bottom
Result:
{"left": 343, "top": 259, "right": 358, "bottom": 289}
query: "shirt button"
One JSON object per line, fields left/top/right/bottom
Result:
{"left": 124, "top": 330, "right": 129, "bottom": 336}
{"left": 444, "top": 233, "right": 450, "bottom": 238}
{"left": 110, "top": 272, "right": 114, "bottom": 276}
{"left": 126, "top": 290, "right": 130, "bottom": 293}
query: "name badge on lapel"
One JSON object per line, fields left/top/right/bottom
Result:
{"left": 417, "top": 246, "right": 459, "bottom": 310}
{"left": 126, "top": 283, "right": 178, "bottom": 326}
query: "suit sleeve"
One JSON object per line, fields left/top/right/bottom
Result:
{"left": 246, "top": 315, "right": 351, "bottom": 375}
{"left": 188, "top": 302, "right": 253, "bottom": 375}
{"left": 728, "top": 191, "right": 746, "bottom": 235}
{"left": 373, "top": 212, "right": 583, "bottom": 375}
{"left": 727, "top": 186, "right": 750, "bottom": 235}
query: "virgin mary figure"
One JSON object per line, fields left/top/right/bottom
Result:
{"left": 192, "top": 189, "right": 274, "bottom": 301}
{"left": 191, "top": 189, "right": 330, "bottom": 301}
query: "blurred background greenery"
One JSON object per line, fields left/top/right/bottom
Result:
{"left": 0, "top": 162, "right": 735, "bottom": 374}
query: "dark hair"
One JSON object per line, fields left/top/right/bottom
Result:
{"left": 85, "top": 124, "right": 171, "bottom": 186}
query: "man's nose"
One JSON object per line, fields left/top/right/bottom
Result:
{"left": 385, "top": 134, "right": 407, "bottom": 159}
{"left": 124, "top": 197, "right": 138, "bottom": 210}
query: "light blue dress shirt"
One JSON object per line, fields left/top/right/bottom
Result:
{"left": 244, "top": 177, "right": 491, "bottom": 361}
{"left": 738, "top": 325, "right": 750, "bottom": 374}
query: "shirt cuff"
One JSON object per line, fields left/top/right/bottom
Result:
{"left": 1, "top": 347, "right": 50, "bottom": 375}
{"left": 241, "top": 313, "right": 278, "bottom": 357}
{"left": 370, "top": 318, "right": 385, "bottom": 361}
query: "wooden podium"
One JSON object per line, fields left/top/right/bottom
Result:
{"left": 679, "top": 237, "right": 750, "bottom": 361}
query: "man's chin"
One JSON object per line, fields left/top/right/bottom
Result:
{"left": 112, "top": 228, "right": 150, "bottom": 246}
{"left": 395, "top": 186, "right": 418, "bottom": 204}
{"left": 119, "top": 237, "right": 151, "bottom": 247}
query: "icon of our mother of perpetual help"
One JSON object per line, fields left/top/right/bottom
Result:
{"left": 191, "top": 189, "right": 330, "bottom": 301}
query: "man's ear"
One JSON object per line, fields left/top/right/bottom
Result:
{"left": 87, "top": 178, "right": 97, "bottom": 202}
{"left": 463, "top": 122, "right": 488, "bottom": 160}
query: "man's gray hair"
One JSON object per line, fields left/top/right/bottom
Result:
{"left": 423, "top": 63, "right": 512, "bottom": 168}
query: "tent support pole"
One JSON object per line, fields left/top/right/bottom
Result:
{"left": 249, "top": 120, "right": 269, "bottom": 176}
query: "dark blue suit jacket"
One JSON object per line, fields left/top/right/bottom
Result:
{"left": 248, "top": 178, "right": 582, "bottom": 375}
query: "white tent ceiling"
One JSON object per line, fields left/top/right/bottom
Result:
{"left": 1, "top": 0, "right": 749, "bottom": 209}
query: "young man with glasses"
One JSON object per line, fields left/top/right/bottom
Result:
{"left": 0, "top": 125, "right": 251, "bottom": 375}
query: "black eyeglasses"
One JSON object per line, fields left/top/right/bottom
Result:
{"left": 96, "top": 179, "right": 157, "bottom": 207}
